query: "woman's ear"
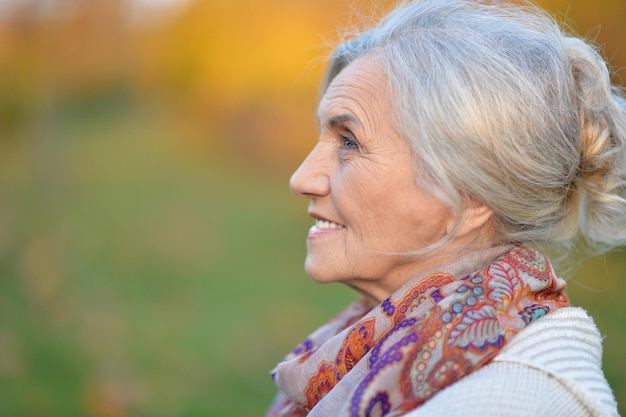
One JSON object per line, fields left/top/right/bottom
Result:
{"left": 445, "top": 198, "right": 494, "bottom": 238}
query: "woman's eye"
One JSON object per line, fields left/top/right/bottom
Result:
{"left": 342, "top": 137, "right": 359, "bottom": 150}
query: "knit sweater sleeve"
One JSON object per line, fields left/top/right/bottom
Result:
{"left": 403, "top": 307, "right": 620, "bottom": 417}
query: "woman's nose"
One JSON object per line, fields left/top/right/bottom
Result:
{"left": 289, "top": 143, "right": 331, "bottom": 199}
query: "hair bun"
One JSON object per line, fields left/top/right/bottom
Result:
{"left": 565, "top": 36, "right": 626, "bottom": 247}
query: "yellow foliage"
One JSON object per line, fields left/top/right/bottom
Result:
{"left": 0, "top": 0, "right": 623, "bottom": 160}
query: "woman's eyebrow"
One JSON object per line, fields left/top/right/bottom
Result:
{"left": 316, "top": 113, "right": 362, "bottom": 128}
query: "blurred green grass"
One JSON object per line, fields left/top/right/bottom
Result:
{"left": 0, "top": 99, "right": 624, "bottom": 417}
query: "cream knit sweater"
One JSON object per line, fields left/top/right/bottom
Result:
{"left": 404, "top": 307, "right": 620, "bottom": 417}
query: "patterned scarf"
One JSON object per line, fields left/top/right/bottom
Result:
{"left": 267, "top": 244, "right": 569, "bottom": 417}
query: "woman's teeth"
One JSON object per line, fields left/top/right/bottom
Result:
{"left": 316, "top": 219, "right": 344, "bottom": 229}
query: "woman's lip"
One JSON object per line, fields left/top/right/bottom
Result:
{"left": 308, "top": 211, "right": 344, "bottom": 226}
{"left": 309, "top": 211, "right": 332, "bottom": 222}
{"left": 307, "top": 225, "right": 345, "bottom": 239}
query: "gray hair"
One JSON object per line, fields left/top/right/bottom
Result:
{"left": 323, "top": 0, "right": 626, "bottom": 254}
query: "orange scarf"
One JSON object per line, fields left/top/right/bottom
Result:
{"left": 267, "top": 245, "right": 569, "bottom": 417}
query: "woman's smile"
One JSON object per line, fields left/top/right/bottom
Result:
{"left": 308, "top": 216, "right": 346, "bottom": 238}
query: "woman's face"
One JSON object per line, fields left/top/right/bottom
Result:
{"left": 290, "top": 55, "right": 461, "bottom": 303}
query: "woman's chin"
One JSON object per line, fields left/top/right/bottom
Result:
{"left": 304, "top": 259, "right": 344, "bottom": 285}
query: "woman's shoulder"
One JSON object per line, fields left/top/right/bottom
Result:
{"left": 404, "top": 307, "right": 620, "bottom": 417}
{"left": 495, "top": 306, "right": 604, "bottom": 364}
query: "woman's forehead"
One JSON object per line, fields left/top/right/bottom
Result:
{"left": 316, "top": 56, "right": 388, "bottom": 123}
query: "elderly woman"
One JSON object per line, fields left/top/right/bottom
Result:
{"left": 267, "top": 0, "right": 625, "bottom": 416}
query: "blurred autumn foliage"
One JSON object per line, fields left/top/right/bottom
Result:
{"left": 0, "top": 0, "right": 375, "bottom": 168}
{"left": 1, "top": 0, "right": 625, "bottom": 165}
{"left": 0, "top": 1, "right": 624, "bottom": 417}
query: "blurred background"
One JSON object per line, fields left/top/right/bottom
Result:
{"left": 0, "top": 0, "right": 624, "bottom": 416}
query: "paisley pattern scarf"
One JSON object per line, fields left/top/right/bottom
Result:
{"left": 267, "top": 245, "right": 569, "bottom": 417}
